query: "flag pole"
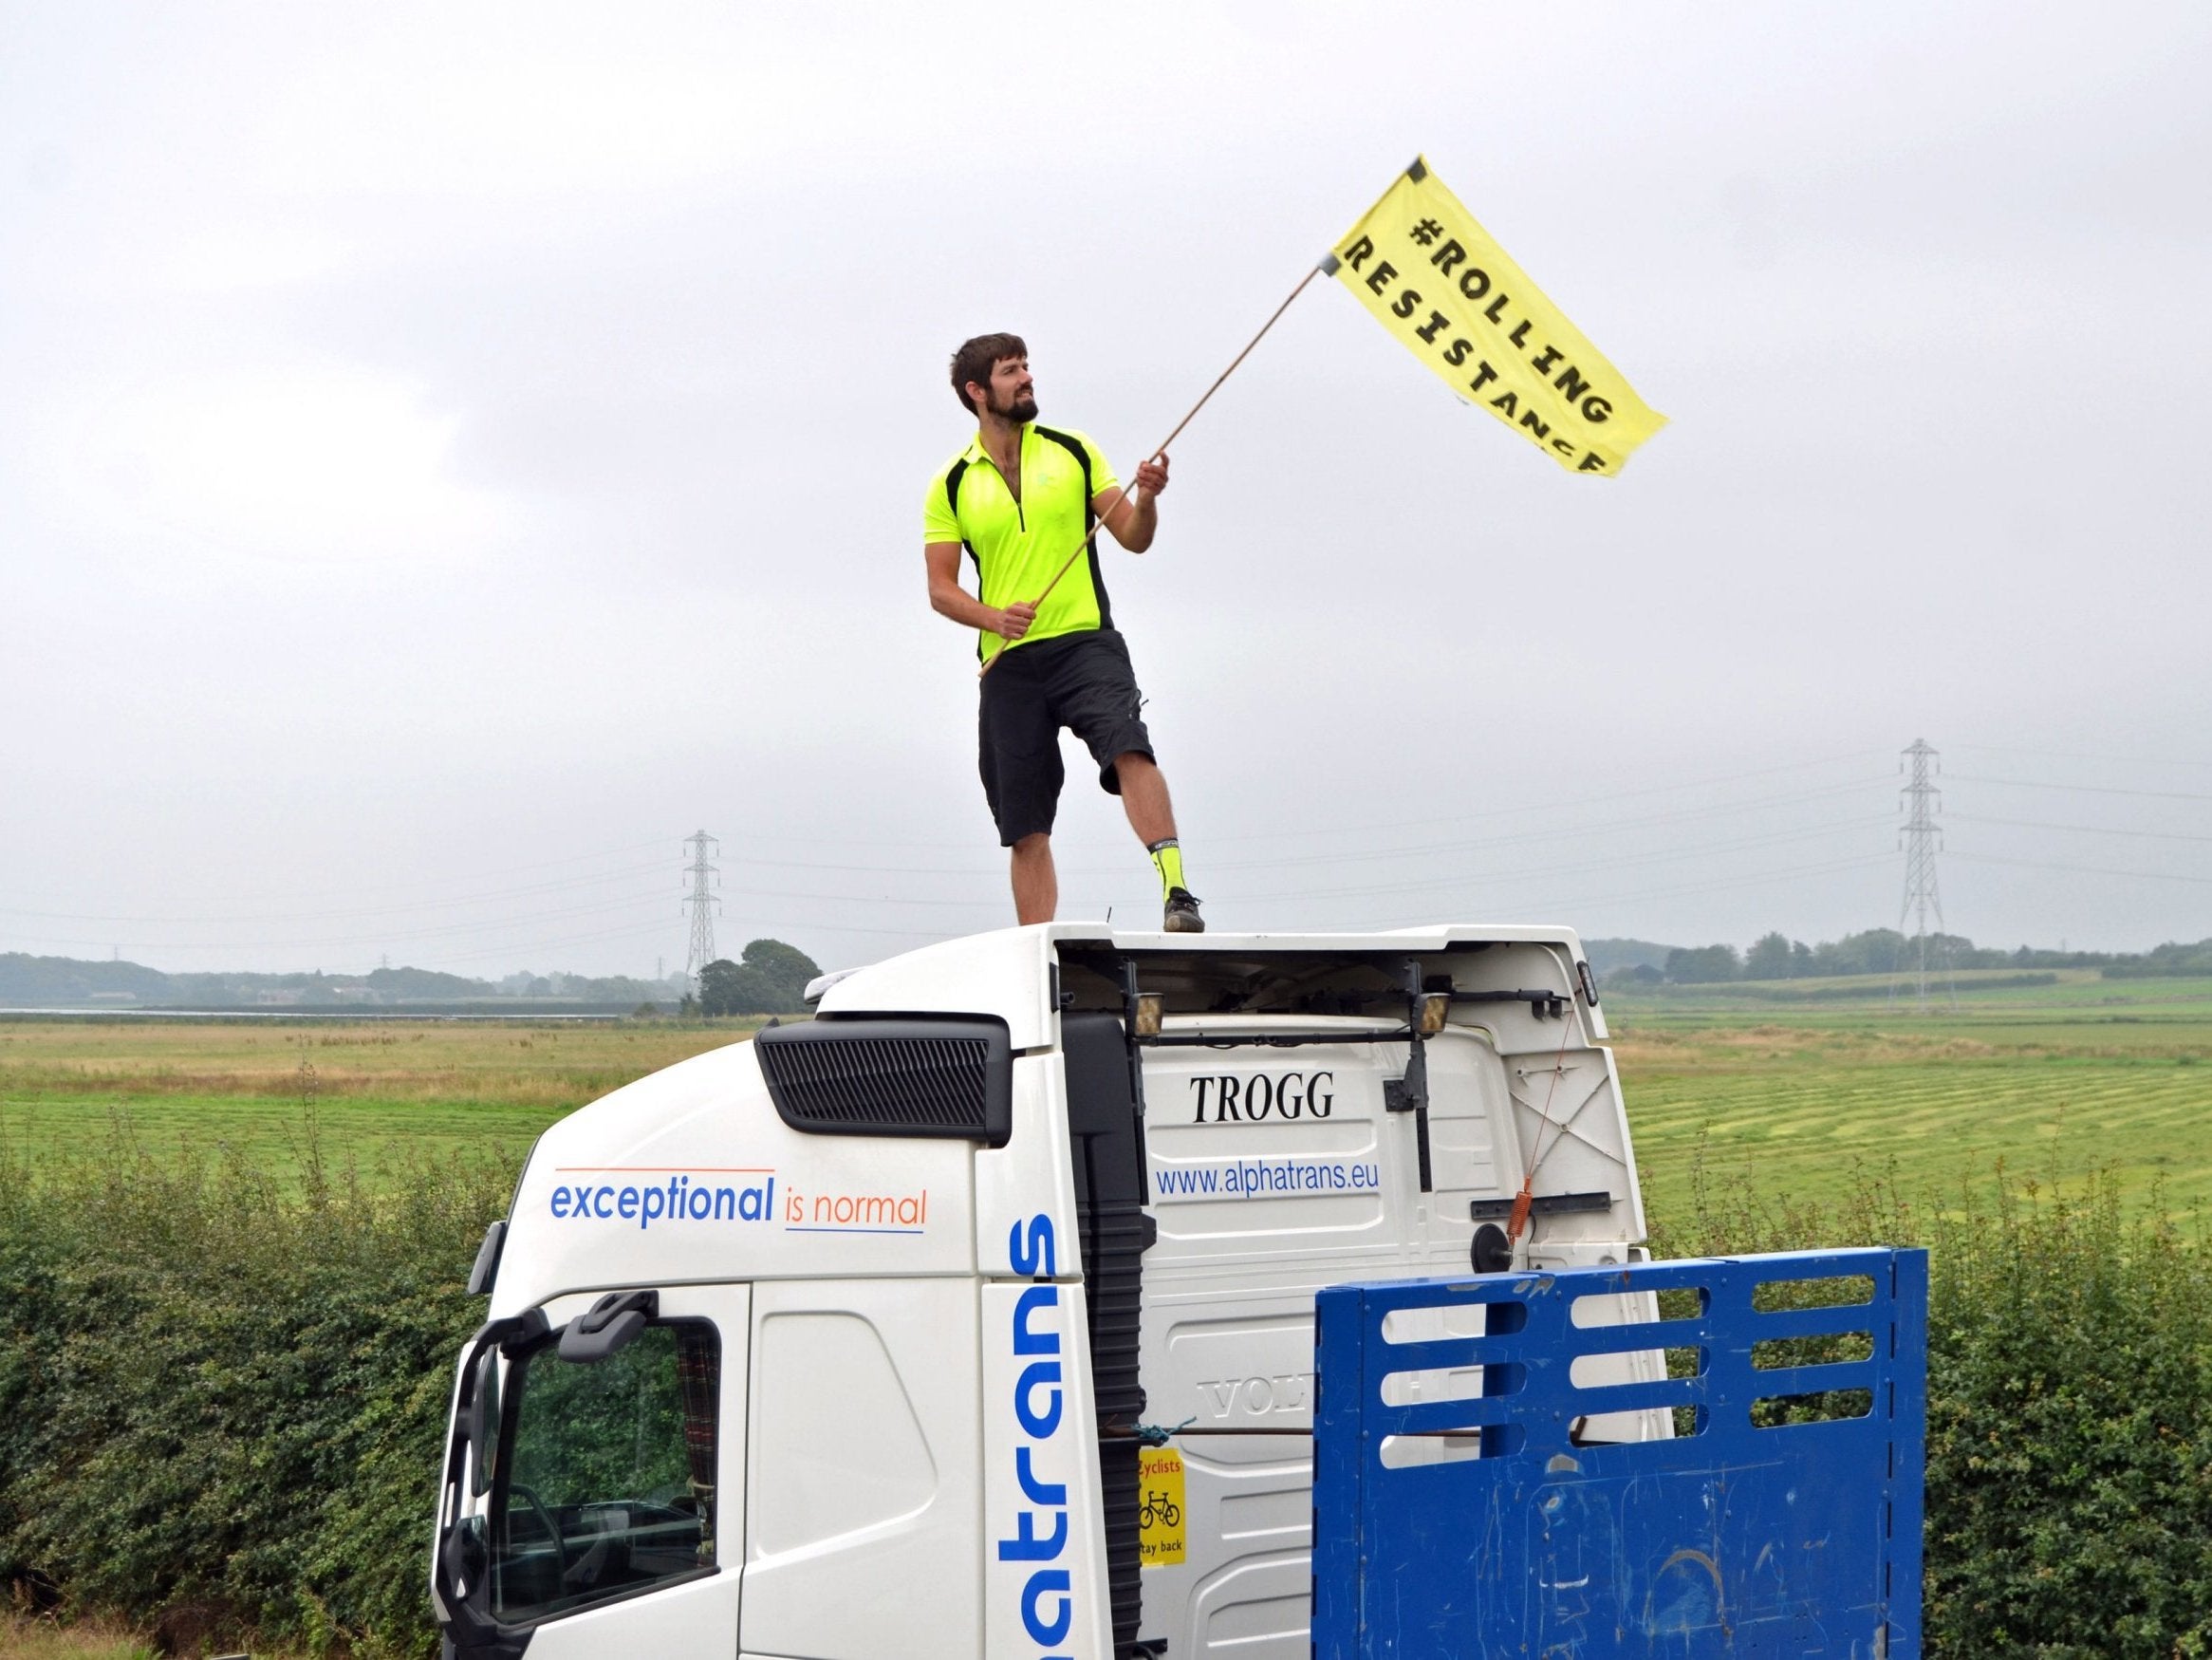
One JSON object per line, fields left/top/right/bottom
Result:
{"left": 978, "top": 255, "right": 1335, "bottom": 678}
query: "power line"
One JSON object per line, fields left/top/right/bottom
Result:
{"left": 1190, "top": 781, "right": 1892, "bottom": 875}
{"left": 0, "top": 861, "right": 673, "bottom": 926}
{"left": 0, "top": 873, "right": 1007, "bottom": 958}
{"left": 53, "top": 838, "right": 680, "bottom": 909}
{"left": 4, "top": 889, "right": 678, "bottom": 953}
{"left": 2, "top": 756, "right": 1897, "bottom": 940}
{"left": 1951, "top": 743, "right": 2212, "bottom": 773}
{"left": 678, "top": 887, "right": 1008, "bottom": 911}
{"left": 725, "top": 777, "right": 1896, "bottom": 881}
{"left": 0, "top": 805, "right": 1892, "bottom": 956}
{"left": 1353, "top": 853, "right": 1901, "bottom": 929}
{"left": 1137, "top": 748, "right": 1895, "bottom": 847}
{"left": 1948, "top": 812, "right": 2212, "bottom": 845}
{"left": 708, "top": 748, "right": 1895, "bottom": 852}
{"left": 1948, "top": 852, "right": 2212, "bottom": 887}
{"left": 1947, "top": 774, "right": 2212, "bottom": 804}
{"left": 1205, "top": 816, "right": 1891, "bottom": 905}
{"left": 44, "top": 736, "right": 2209, "bottom": 976}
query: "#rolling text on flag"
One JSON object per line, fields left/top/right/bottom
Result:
{"left": 1329, "top": 156, "right": 1666, "bottom": 476}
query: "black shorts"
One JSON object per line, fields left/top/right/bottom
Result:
{"left": 978, "top": 628, "right": 1155, "bottom": 847}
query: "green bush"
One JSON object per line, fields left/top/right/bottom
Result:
{"left": 6, "top": 1119, "right": 2211, "bottom": 1656}
{"left": 1660, "top": 1146, "right": 2212, "bottom": 1658}
{"left": 0, "top": 1119, "right": 508, "bottom": 1657}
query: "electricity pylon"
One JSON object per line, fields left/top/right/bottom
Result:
{"left": 682, "top": 831, "right": 720, "bottom": 990}
{"left": 1889, "top": 739, "right": 1956, "bottom": 1012}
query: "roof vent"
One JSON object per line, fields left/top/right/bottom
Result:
{"left": 754, "top": 1017, "right": 1013, "bottom": 1145}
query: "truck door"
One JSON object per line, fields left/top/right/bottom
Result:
{"left": 1414, "top": 1026, "right": 1525, "bottom": 1252}
{"left": 738, "top": 1277, "right": 984, "bottom": 1660}
{"left": 467, "top": 1284, "right": 750, "bottom": 1658}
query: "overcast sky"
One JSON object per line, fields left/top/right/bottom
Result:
{"left": 4, "top": 2, "right": 2209, "bottom": 980}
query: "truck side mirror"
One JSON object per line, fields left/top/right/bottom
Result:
{"left": 466, "top": 1221, "right": 507, "bottom": 1296}
{"left": 557, "top": 1289, "right": 660, "bottom": 1365}
{"left": 466, "top": 1348, "right": 501, "bottom": 1495}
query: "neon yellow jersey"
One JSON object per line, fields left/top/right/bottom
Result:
{"left": 922, "top": 423, "right": 1120, "bottom": 662}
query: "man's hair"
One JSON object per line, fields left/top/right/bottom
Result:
{"left": 950, "top": 333, "right": 1027, "bottom": 413}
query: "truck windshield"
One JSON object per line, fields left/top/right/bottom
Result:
{"left": 491, "top": 1320, "right": 718, "bottom": 1624}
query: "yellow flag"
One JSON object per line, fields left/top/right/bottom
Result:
{"left": 1330, "top": 157, "right": 1665, "bottom": 476}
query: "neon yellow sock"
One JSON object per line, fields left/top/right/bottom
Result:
{"left": 1147, "top": 838, "right": 1186, "bottom": 900}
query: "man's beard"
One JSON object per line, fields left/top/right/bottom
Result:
{"left": 993, "top": 391, "right": 1039, "bottom": 423}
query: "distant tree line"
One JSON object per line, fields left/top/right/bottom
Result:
{"left": 0, "top": 953, "right": 695, "bottom": 1010}
{"left": 2101, "top": 939, "right": 2212, "bottom": 978}
{"left": 693, "top": 939, "right": 822, "bottom": 1017}
{"left": 0, "top": 935, "right": 827, "bottom": 1017}
{"left": 1607, "top": 929, "right": 2212, "bottom": 986}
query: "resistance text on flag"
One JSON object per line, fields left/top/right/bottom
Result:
{"left": 1330, "top": 156, "right": 1665, "bottom": 476}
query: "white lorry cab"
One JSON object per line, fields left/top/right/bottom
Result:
{"left": 433, "top": 923, "right": 1664, "bottom": 1660}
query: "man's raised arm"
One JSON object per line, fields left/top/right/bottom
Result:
{"left": 1098, "top": 455, "right": 1169, "bottom": 552}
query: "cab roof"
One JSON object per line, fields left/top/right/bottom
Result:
{"left": 812, "top": 922, "right": 1598, "bottom": 1050}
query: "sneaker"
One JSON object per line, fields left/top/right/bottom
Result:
{"left": 1163, "top": 887, "right": 1205, "bottom": 933}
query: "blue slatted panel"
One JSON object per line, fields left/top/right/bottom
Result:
{"left": 1311, "top": 1249, "right": 1926, "bottom": 1659}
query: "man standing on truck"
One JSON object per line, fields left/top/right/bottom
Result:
{"left": 923, "top": 332, "right": 1203, "bottom": 933}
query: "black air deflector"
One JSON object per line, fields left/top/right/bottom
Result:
{"left": 753, "top": 1017, "right": 1013, "bottom": 1145}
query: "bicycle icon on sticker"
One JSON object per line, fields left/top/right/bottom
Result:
{"left": 1140, "top": 1488, "right": 1182, "bottom": 1530}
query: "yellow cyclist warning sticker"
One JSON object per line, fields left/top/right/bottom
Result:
{"left": 1138, "top": 1446, "right": 1187, "bottom": 1566}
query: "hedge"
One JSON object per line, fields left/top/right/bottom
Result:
{"left": 0, "top": 1124, "right": 504, "bottom": 1657}
{"left": 1661, "top": 1150, "right": 2212, "bottom": 1658}
{"left": 4, "top": 1125, "right": 2210, "bottom": 1656}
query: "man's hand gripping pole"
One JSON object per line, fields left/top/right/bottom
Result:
{"left": 976, "top": 257, "right": 1332, "bottom": 678}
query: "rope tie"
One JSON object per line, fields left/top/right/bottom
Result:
{"left": 1124, "top": 1415, "right": 1196, "bottom": 1446}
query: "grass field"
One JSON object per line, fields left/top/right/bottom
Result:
{"left": 1606, "top": 970, "right": 2212, "bottom": 1224}
{"left": 3, "top": 977, "right": 2208, "bottom": 1226}
{"left": 0, "top": 1018, "right": 753, "bottom": 1184}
